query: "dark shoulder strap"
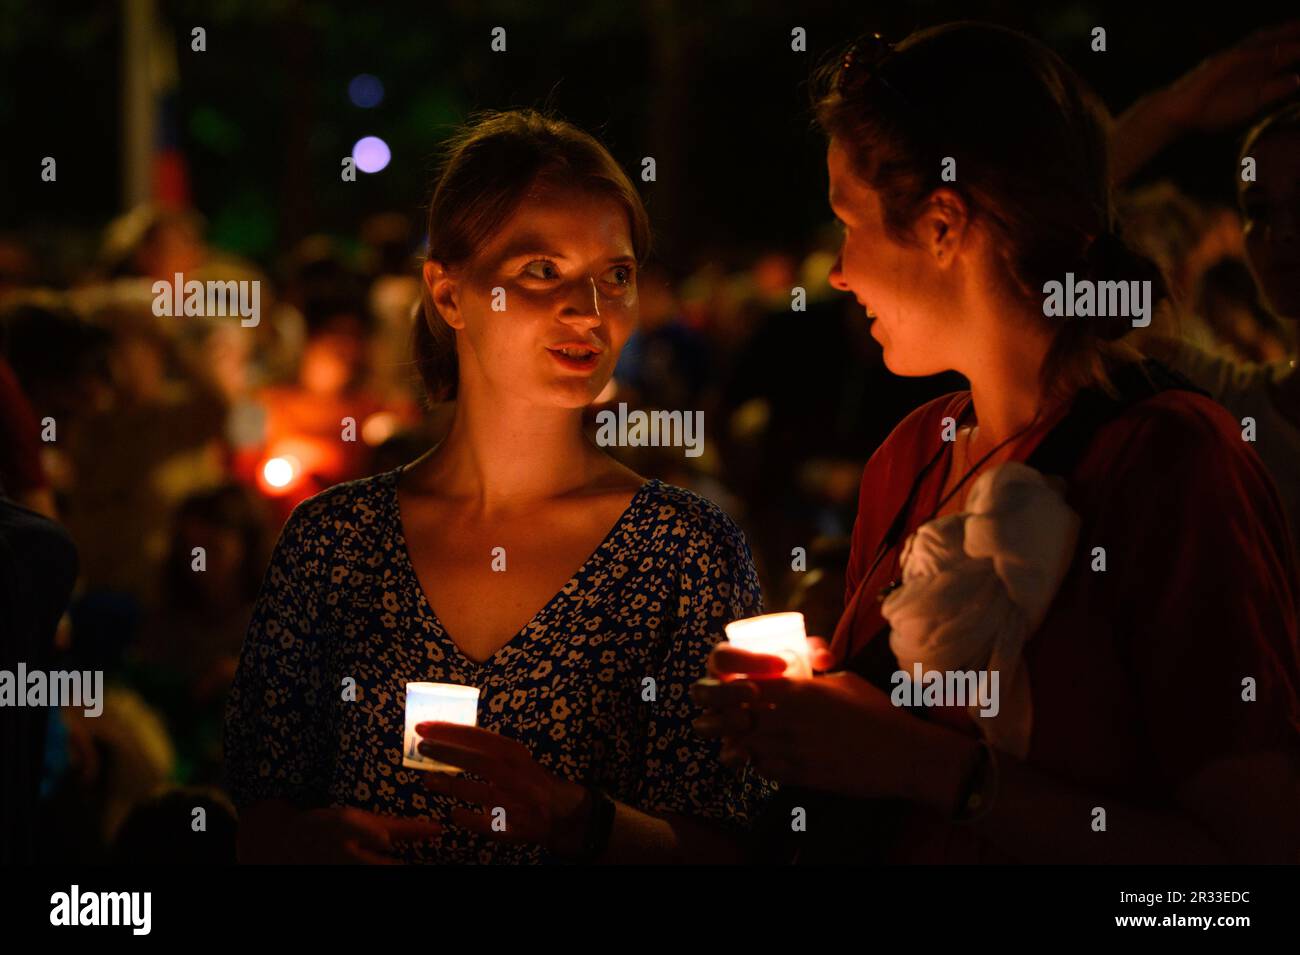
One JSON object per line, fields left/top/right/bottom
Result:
{"left": 1023, "top": 358, "right": 1207, "bottom": 481}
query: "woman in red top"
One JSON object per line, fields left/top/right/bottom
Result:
{"left": 694, "top": 22, "right": 1300, "bottom": 862}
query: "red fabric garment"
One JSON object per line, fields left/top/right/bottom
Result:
{"left": 838, "top": 388, "right": 1300, "bottom": 862}
{"left": 0, "top": 356, "right": 48, "bottom": 498}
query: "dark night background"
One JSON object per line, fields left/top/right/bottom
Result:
{"left": 4, "top": 0, "right": 1298, "bottom": 276}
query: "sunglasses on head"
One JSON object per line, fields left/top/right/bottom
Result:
{"left": 835, "top": 31, "right": 895, "bottom": 96}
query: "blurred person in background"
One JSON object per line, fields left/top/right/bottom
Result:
{"left": 1195, "top": 256, "right": 1292, "bottom": 363}
{"left": 1113, "top": 26, "right": 1300, "bottom": 569}
{"left": 1118, "top": 182, "right": 1238, "bottom": 351}
{"left": 0, "top": 480, "right": 78, "bottom": 864}
{"left": 0, "top": 301, "right": 114, "bottom": 507}
{"left": 99, "top": 204, "right": 207, "bottom": 285}
{"left": 94, "top": 203, "right": 293, "bottom": 400}
{"left": 60, "top": 303, "right": 229, "bottom": 612}
{"left": 0, "top": 349, "right": 56, "bottom": 518}
{"left": 40, "top": 681, "right": 177, "bottom": 864}
{"left": 1112, "top": 22, "right": 1300, "bottom": 187}
{"left": 613, "top": 264, "right": 712, "bottom": 412}
{"left": 247, "top": 284, "right": 398, "bottom": 514}
{"left": 1156, "top": 105, "right": 1300, "bottom": 574}
{"left": 1118, "top": 182, "right": 1288, "bottom": 365}
{"left": 360, "top": 212, "right": 426, "bottom": 414}
{"left": 131, "top": 484, "right": 272, "bottom": 785}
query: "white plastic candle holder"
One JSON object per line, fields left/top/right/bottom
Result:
{"left": 723, "top": 612, "right": 813, "bottom": 678}
{"left": 402, "top": 682, "right": 480, "bottom": 772}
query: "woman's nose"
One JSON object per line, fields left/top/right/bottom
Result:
{"left": 828, "top": 254, "right": 850, "bottom": 291}
{"left": 560, "top": 277, "right": 603, "bottom": 325}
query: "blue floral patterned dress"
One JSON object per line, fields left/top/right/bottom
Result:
{"left": 223, "top": 467, "right": 773, "bottom": 863}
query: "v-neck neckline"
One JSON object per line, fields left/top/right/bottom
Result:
{"left": 384, "top": 467, "right": 659, "bottom": 671}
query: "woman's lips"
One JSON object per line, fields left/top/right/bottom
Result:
{"left": 547, "top": 345, "right": 602, "bottom": 372}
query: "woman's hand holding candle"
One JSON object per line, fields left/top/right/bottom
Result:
{"left": 694, "top": 634, "right": 833, "bottom": 771}
{"left": 416, "top": 722, "right": 591, "bottom": 855}
{"left": 721, "top": 612, "right": 820, "bottom": 678}
{"left": 708, "top": 635, "right": 837, "bottom": 681}
{"left": 692, "top": 640, "right": 980, "bottom": 808}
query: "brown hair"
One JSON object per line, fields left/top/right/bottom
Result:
{"left": 814, "top": 21, "right": 1166, "bottom": 399}
{"left": 414, "top": 110, "right": 651, "bottom": 404}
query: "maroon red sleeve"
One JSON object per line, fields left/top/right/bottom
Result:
{"left": 1097, "top": 392, "right": 1300, "bottom": 789}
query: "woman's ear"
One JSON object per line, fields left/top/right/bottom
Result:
{"left": 923, "top": 187, "right": 970, "bottom": 268}
{"left": 423, "top": 259, "right": 465, "bottom": 330}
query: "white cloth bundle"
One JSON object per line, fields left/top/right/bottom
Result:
{"left": 880, "top": 461, "right": 1079, "bottom": 757}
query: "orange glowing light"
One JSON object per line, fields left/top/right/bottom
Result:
{"left": 262, "top": 455, "right": 301, "bottom": 489}
{"left": 361, "top": 411, "right": 399, "bottom": 447}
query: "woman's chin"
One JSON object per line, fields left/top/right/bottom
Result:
{"left": 882, "top": 348, "right": 946, "bottom": 378}
{"left": 546, "top": 377, "right": 607, "bottom": 409}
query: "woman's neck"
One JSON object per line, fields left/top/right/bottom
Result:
{"left": 960, "top": 301, "right": 1057, "bottom": 455}
{"left": 420, "top": 385, "right": 600, "bottom": 513}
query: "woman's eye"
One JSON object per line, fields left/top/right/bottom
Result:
{"left": 603, "top": 265, "right": 634, "bottom": 288}
{"left": 523, "top": 260, "right": 559, "bottom": 280}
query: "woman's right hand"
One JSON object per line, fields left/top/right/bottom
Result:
{"left": 242, "top": 802, "right": 442, "bottom": 864}
{"left": 698, "top": 636, "right": 836, "bottom": 767}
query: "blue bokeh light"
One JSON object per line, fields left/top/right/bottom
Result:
{"left": 348, "top": 74, "right": 385, "bottom": 108}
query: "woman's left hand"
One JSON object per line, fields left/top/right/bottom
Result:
{"left": 415, "top": 723, "right": 589, "bottom": 853}
{"left": 691, "top": 667, "right": 934, "bottom": 801}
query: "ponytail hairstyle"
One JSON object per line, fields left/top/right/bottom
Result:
{"left": 813, "top": 21, "right": 1167, "bottom": 399}
{"left": 414, "top": 110, "right": 651, "bottom": 405}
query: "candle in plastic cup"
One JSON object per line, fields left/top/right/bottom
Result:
{"left": 724, "top": 612, "right": 812, "bottom": 678}
{"left": 403, "top": 682, "right": 480, "bottom": 772}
